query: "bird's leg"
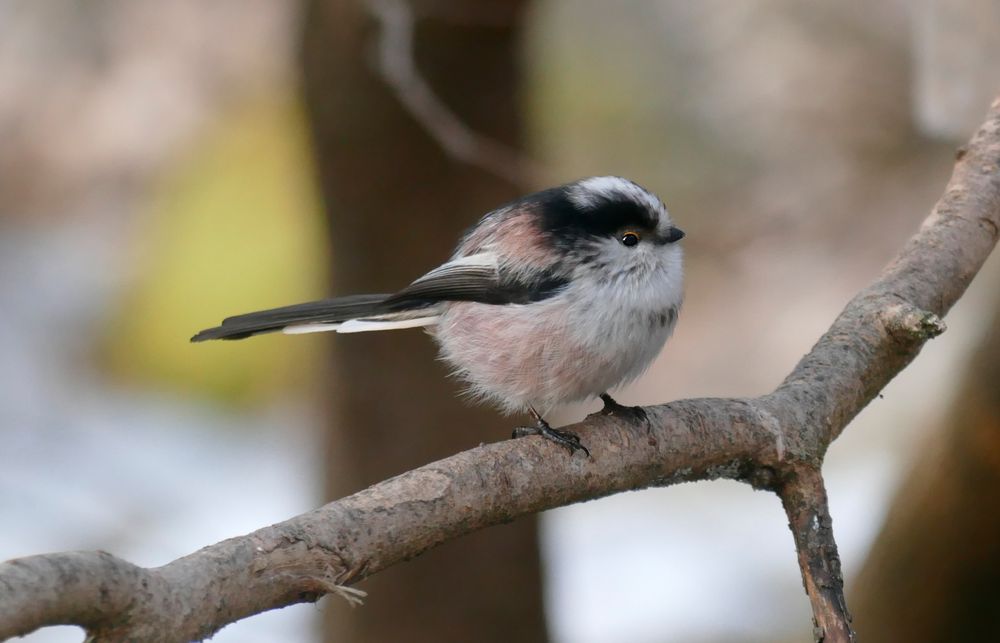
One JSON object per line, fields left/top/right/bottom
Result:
{"left": 512, "top": 407, "right": 590, "bottom": 457}
{"left": 597, "top": 393, "right": 649, "bottom": 425}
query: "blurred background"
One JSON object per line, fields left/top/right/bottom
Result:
{"left": 1, "top": 1, "right": 999, "bottom": 642}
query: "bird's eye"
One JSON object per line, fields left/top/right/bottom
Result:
{"left": 620, "top": 231, "right": 640, "bottom": 247}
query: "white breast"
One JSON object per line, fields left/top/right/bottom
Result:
{"left": 433, "top": 245, "right": 682, "bottom": 414}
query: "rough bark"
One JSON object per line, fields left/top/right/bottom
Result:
{"left": 299, "top": 1, "right": 545, "bottom": 642}
{"left": 852, "top": 297, "right": 1000, "bottom": 641}
{"left": 0, "top": 95, "right": 998, "bottom": 643}
{"left": 779, "top": 467, "right": 855, "bottom": 642}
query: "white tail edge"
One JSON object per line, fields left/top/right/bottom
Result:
{"left": 283, "top": 323, "right": 343, "bottom": 335}
{"left": 337, "top": 316, "right": 440, "bottom": 333}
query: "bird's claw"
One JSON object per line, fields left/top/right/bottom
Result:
{"left": 598, "top": 393, "right": 649, "bottom": 425}
{"left": 512, "top": 424, "right": 590, "bottom": 457}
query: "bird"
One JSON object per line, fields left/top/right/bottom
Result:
{"left": 192, "top": 176, "right": 685, "bottom": 456}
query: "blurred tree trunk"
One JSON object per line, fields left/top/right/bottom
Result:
{"left": 300, "top": 1, "right": 547, "bottom": 642}
{"left": 852, "top": 297, "right": 1000, "bottom": 641}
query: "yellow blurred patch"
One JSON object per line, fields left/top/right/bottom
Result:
{"left": 104, "top": 94, "right": 329, "bottom": 405}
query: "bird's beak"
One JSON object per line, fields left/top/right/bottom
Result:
{"left": 665, "top": 226, "right": 685, "bottom": 243}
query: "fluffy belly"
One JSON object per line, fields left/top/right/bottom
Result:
{"left": 433, "top": 300, "right": 671, "bottom": 414}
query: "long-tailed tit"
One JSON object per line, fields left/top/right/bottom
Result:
{"left": 193, "top": 176, "right": 685, "bottom": 456}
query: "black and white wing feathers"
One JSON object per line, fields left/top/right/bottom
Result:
{"left": 386, "top": 253, "right": 566, "bottom": 306}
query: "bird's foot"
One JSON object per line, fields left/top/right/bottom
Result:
{"left": 597, "top": 393, "right": 649, "bottom": 425}
{"left": 512, "top": 411, "right": 590, "bottom": 457}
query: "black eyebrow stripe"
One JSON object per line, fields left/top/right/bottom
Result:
{"left": 537, "top": 187, "right": 658, "bottom": 239}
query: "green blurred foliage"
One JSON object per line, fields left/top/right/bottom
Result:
{"left": 105, "top": 95, "right": 329, "bottom": 405}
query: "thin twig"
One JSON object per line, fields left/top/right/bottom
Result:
{"left": 365, "top": 0, "right": 543, "bottom": 189}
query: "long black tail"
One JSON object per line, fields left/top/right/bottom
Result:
{"left": 190, "top": 293, "right": 394, "bottom": 341}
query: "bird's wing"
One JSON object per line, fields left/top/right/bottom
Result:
{"left": 386, "top": 252, "right": 568, "bottom": 308}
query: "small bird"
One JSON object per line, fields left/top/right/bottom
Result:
{"left": 192, "top": 177, "right": 684, "bottom": 456}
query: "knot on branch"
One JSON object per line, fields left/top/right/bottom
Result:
{"left": 746, "top": 465, "right": 779, "bottom": 491}
{"left": 879, "top": 302, "right": 946, "bottom": 342}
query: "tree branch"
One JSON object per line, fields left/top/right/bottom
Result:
{"left": 779, "top": 466, "right": 854, "bottom": 642}
{"left": 2, "top": 98, "right": 999, "bottom": 642}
